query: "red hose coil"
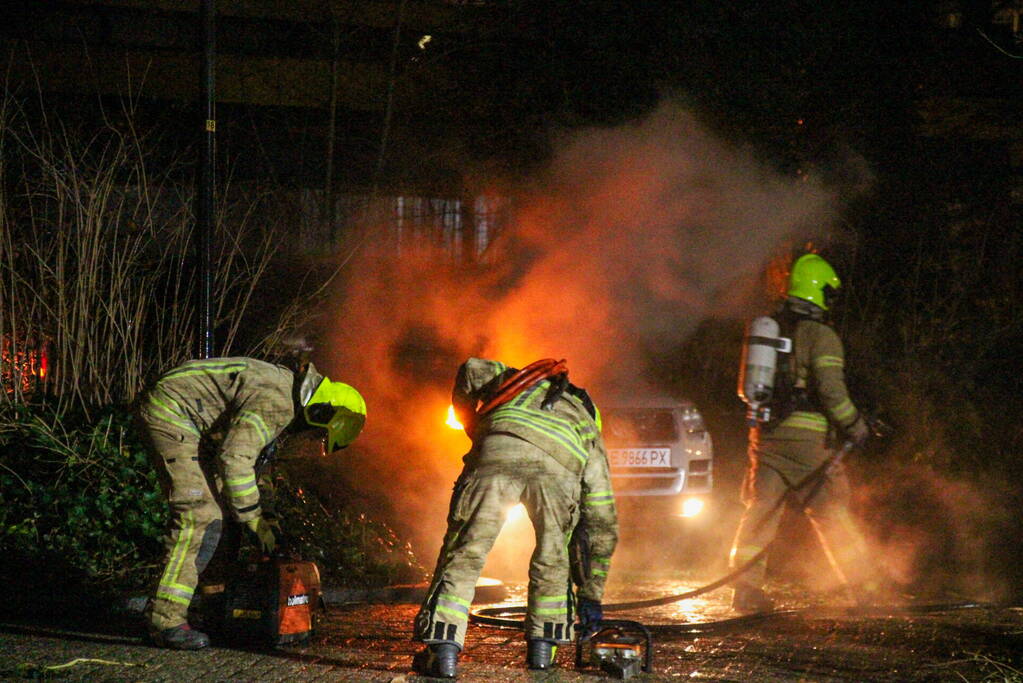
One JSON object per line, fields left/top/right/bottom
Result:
{"left": 477, "top": 358, "right": 567, "bottom": 416}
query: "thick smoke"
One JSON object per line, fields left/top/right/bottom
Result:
{"left": 323, "top": 102, "right": 840, "bottom": 563}
{"left": 851, "top": 465, "right": 1023, "bottom": 601}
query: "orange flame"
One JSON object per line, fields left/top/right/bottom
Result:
{"left": 445, "top": 404, "right": 464, "bottom": 430}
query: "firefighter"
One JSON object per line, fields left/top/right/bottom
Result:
{"left": 413, "top": 358, "right": 618, "bottom": 678}
{"left": 729, "top": 254, "right": 874, "bottom": 613}
{"left": 137, "top": 357, "right": 366, "bottom": 649}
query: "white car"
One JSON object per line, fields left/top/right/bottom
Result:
{"left": 601, "top": 396, "right": 714, "bottom": 518}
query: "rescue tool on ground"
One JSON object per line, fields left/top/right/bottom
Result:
{"left": 413, "top": 357, "right": 617, "bottom": 678}
{"left": 137, "top": 356, "right": 365, "bottom": 650}
{"left": 575, "top": 619, "right": 653, "bottom": 680}
{"left": 217, "top": 556, "right": 323, "bottom": 648}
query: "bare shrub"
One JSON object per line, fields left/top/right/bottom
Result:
{"left": 0, "top": 92, "right": 318, "bottom": 412}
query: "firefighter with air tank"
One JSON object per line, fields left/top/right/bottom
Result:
{"left": 138, "top": 356, "right": 366, "bottom": 649}
{"left": 413, "top": 358, "right": 618, "bottom": 678}
{"left": 730, "top": 253, "right": 881, "bottom": 613}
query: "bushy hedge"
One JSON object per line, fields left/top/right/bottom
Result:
{"left": 0, "top": 403, "right": 167, "bottom": 588}
{"left": 0, "top": 403, "right": 423, "bottom": 595}
{"left": 273, "top": 470, "right": 425, "bottom": 587}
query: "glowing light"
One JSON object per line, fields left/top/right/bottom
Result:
{"left": 418, "top": 35, "right": 432, "bottom": 49}
{"left": 446, "top": 405, "right": 464, "bottom": 430}
{"left": 680, "top": 498, "right": 704, "bottom": 518}
{"left": 505, "top": 503, "right": 526, "bottom": 524}
{"left": 668, "top": 596, "right": 711, "bottom": 622}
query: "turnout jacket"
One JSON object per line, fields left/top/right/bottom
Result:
{"left": 452, "top": 357, "right": 618, "bottom": 601}
{"left": 144, "top": 357, "right": 295, "bottom": 522}
{"left": 767, "top": 311, "right": 862, "bottom": 442}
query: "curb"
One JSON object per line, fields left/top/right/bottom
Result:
{"left": 121, "top": 578, "right": 508, "bottom": 614}
{"left": 324, "top": 578, "right": 508, "bottom": 606}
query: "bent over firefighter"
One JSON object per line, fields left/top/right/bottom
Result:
{"left": 413, "top": 358, "right": 618, "bottom": 678}
{"left": 137, "top": 357, "right": 366, "bottom": 649}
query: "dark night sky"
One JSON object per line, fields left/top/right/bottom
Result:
{"left": 5, "top": 1, "right": 1019, "bottom": 188}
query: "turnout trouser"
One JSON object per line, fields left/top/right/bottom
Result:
{"left": 139, "top": 409, "right": 224, "bottom": 632}
{"left": 729, "top": 436, "right": 874, "bottom": 593}
{"left": 415, "top": 433, "right": 581, "bottom": 647}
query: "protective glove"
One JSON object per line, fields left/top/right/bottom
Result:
{"left": 576, "top": 597, "right": 603, "bottom": 636}
{"left": 245, "top": 517, "right": 277, "bottom": 555}
{"left": 847, "top": 417, "right": 870, "bottom": 449}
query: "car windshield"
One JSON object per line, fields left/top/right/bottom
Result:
{"left": 603, "top": 409, "right": 678, "bottom": 444}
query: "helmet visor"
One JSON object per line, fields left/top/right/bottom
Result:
{"left": 822, "top": 283, "right": 840, "bottom": 310}
{"left": 305, "top": 403, "right": 366, "bottom": 452}
{"left": 303, "top": 378, "right": 367, "bottom": 452}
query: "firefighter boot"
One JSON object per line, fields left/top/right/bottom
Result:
{"left": 412, "top": 642, "right": 459, "bottom": 678}
{"left": 527, "top": 639, "right": 558, "bottom": 670}
{"left": 731, "top": 583, "right": 775, "bottom": 614}
{"left": 150, "top": 623, "right": 210, "bottom": 650}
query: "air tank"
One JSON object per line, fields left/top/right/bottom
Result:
{"left": 738, "top": 316, "right": 790, "bottom": 425}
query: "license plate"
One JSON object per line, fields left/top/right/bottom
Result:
{"left": 608, "top": 448, "right": 671, "bottom": 468}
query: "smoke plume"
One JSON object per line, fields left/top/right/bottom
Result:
{"left": 322, "top": 102, "right": 842, "bottom": 562}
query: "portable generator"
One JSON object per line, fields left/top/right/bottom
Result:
{"left": 220, "top": 557, "right": 322, "bottom": 648}
{"left": 575, "top": 619, "right": 653, "bottom": 679}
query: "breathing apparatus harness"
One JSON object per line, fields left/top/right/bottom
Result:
{"left": 739, "top": 300, "right": 826, "bottom": 429}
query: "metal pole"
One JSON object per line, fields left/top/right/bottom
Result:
{"left": 197, "top": 0, "right": 216, "bottom": 359}
{"left": 324, "top": 13, "right": 340, "bottom": 244}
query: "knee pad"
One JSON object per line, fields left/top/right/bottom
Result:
{"left": 195, "top": 518, "right": 223, "bottom": 574}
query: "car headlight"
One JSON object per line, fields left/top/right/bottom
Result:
{"left": 681, "top": 406, "right": 706, "bottom": 433}
{"left": 680, "top": 498, "right": 705, "bottom": 517}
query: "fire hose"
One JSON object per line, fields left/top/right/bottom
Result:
{"left": 469, "top": 441, "right": 1002, "bottom": 634}
{"left": 471, "top": 597, "right": 999, "bottom": 636}
{"left": 476, "top": 358, "right": 567, "bottom": 416}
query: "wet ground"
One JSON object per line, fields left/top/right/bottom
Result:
{"left": 2, "top": 576, "right": 1022, "bottom": 681}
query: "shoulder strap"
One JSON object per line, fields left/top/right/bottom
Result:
{"left": 760, "top": 309, "right": 798, "bottom": 428}
{"left": 565, "top": 384, "right": 597, "bottom": 421}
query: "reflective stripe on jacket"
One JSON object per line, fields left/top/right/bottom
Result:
{"left": 453, "top": 357, "right": 618, "bottom": 600}
{"left": 454, "top": 358, "right": 599, "bottom": 475}
{"left": 146, "top": 357, "right": 295, "bottom": 520}
{"left": 769, "top": 320, "right": 860, "bottom": 441}
{"left": 577, "top": 432, "right": 618, "bottom": 602}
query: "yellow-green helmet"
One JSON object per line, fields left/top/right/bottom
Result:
{"left": 787, "top": 253, "right": 841, "bottom": 310}
{"left": 303, "top": 374, "right": 367, "bottom": 452}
